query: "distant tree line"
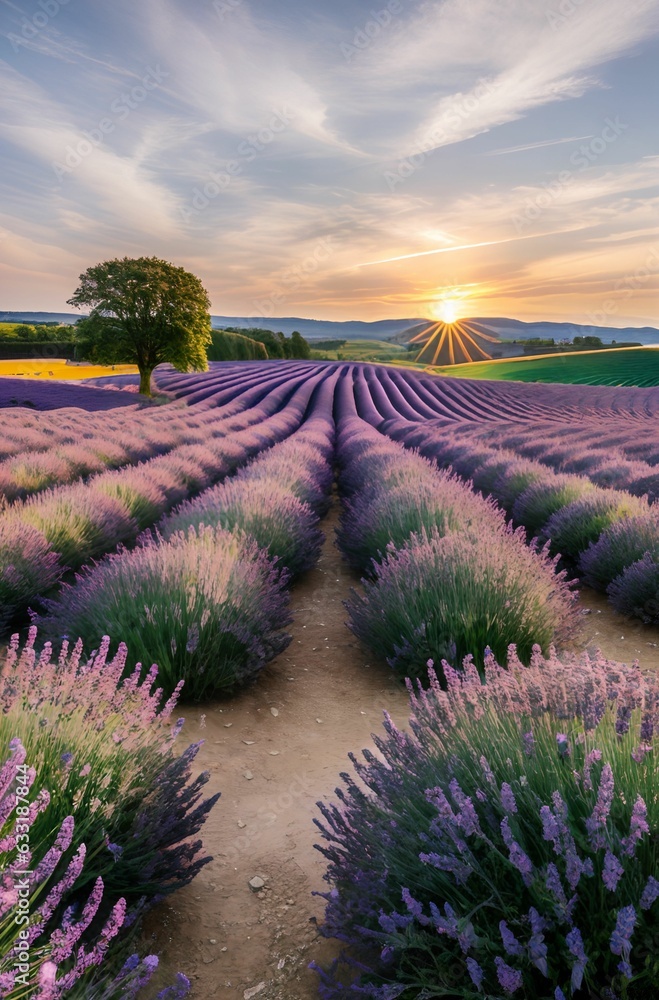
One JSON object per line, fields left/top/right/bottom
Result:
{"left": 0, "top": 323, "right": 77, "bottom": 341}
{"left": 223, "top": 327, "right": 311, "bottom": 359}
{"left": 308, "top": 338, "right": 347, "bottom": 351}
{"left": 207, "top": 330, "right": 268, "bottom": 361}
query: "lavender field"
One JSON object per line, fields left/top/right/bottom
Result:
{"left": 1, "top": 360, "right": 659, "bottom": 1000}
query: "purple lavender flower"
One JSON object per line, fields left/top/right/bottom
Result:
{"left": 495, "top": 956, "right": 523, "bottom": 994}
{"left": 566, "top": 927, "right": 588, "bottom": 991}
{"left": 522, "top": 731, "right": 535, "bottom": 756}
{"left": 501, "top": 783, "right": 517, "bottom": 815}
{"left": 540, "top": 805, "right": 562, "bottom": 853}
{"left": 466, "top": 956, "right": 484, "bottom": 990}
{"left": 528, "top": 907, "right": 548, "bottom": 976}
{"left": 500, "top": 920, "right": 524, "bottom": 956}
{"left": 602, "top": 851, "right": 624, "bottom": 892}
{"left": 585, "top": 763, "right": 614, "bottom": 849}
{"left": 156, "top": 973, "right": 191, "bottom": 1000}
{"left": 610, "top": 904, "right": 637, "bottom": 981}
{"left": 640, "top": 875, "right": 659, "bottom": 910}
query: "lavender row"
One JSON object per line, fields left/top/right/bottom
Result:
{"left": 312, "top": 644, "right": 659, "bottom": 999}
{"left": 435, "top": 417, "right": 659, "bottom": 501}
{"left": 0, "top": 363, "right": 333, "bottom": 503}
{"left": 333, "top": 368, "right": 576, "bottom": 682}
{"left": 38, "top": 373, "right": 338, "bottom": 700}
{"left": 0, "top": 627, "right": 220, "bottom": 997}
{"left": 0, "top": 378, "right": 321, "bottom": 633}
{"left": 380, "top": 415, "right": 659, "bottom": 624}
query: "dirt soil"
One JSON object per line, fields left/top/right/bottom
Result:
{"left": 143, "top": 504, "right": 659, "bottom": 1000}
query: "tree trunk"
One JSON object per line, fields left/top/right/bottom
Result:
{"left": 139, "top": 367, "right": 154, "bottom": 397}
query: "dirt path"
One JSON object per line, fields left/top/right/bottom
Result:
{"left": 143, "top": 507, "right": 659, "bottom": 999}
{"left": 142, "top": 500, "right": 411, "bottom": 999}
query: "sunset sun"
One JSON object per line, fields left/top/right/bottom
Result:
{"left": 433, "top": 298, "right": 460, "bottom": 325}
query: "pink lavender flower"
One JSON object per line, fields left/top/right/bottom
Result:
{"left": 582, "top": 748, "right": 602, "bottom": 792}
{"left": 621, "top": 795, "right": 649, "bottom": 856}
{"left": 555, "top": 733, "right": 570, "bottom": 758}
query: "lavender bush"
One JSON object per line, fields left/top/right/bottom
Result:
{"left": 0, "top": 522, "right": 62, "bottom": 630}
{"left": 491, "top": 461, "right": 553, "bottom": 513}
{"left": 337, "top": 477, "right": 504, "bottom": 576}
{"left": 512, "top": 475, "right": 596, "bottom": 534}
{"left": 5, "top": 488, "right": 136, "bottom": 570}
{"left": 159, "top": 479, "right": 323, "bottom": 577}
{"left": 608, "top": 554, "right": 659, "bottom": 625}
{"left": 0, "top": 628, "right": 219, "bottom": 907}
{"left": 0, "top": 738, "right": 190, "bottom": 999}
{"left": 345, "top": 526, "right": 576, "bottom": 682}
{"left": 541, "top": 492, "right": 649, "bottom": 562}
{"left": 313, "top": 646, "right": 659, "bottom": 999}
{"left": 579, "top": 515, "right": 659, "bottom": 592}
{"left": 39, "top": 526, "right": 292, "bottom": 699}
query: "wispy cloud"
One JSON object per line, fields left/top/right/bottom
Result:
{"left": 486, "top": 135, "right": 595, "bottom": 155}
{"left": 0, "top": 0, "right": 657, "bottom": 323}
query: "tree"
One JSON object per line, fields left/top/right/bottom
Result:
{"left": 68, "top": 256, "right": 211, "bottom": 396}
{"left": 12, "top": 324, "right": 38, "bottom": 340}
{"left": 289, "top": 331, "right": 311, "bottom": 359}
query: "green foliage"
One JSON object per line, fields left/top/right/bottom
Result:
{"left": 222, "top": 326, "right": 311, "bottom": 359}
{"left": 308, "top": 339, "right": 347, "bottom": 350}
{"left": 574, "top": 335, "right": 603, "bottom": 346}
{"left": 207, "top": 330, "right": 268, "bottom": 361}
{"left": 290, "top": 330, "right": 311, "bottom": 359}
{"left": 419, "top": 347, "right": 659, "bottom": 387}
{"left": 69, "top": 257, "right": 212, "bottom": 395}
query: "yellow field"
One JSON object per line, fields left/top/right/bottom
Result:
{"left": 0, "top": 359, "right": 139, "bottom": 380}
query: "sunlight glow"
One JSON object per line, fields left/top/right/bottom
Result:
{"left": 433, "top": 299, "right": 460, "bottom": 324}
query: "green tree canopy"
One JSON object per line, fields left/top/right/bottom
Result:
{"left": 289, "top": 330, "right": 311, "bottom": 359}
{"left": 68, "top": 256, "right": 212, "bottom": 395}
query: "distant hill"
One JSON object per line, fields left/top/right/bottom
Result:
{"left": 2, "top": 311, "right": 657, "bottom": 345}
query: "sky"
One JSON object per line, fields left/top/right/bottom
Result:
{"left": 1, "top": 0, "right": 658, "bottom": 326}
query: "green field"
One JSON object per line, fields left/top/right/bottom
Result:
{"left": 394, "top": 345, "right": 659, "bottom": 387}
{"left": 310, "top": 339, "right": 407, "bottom": 362}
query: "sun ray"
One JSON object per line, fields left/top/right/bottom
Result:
{"left": 410, "top": 316, "right": 500, "bottom": 366}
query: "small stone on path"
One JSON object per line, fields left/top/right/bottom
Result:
{"left": 248, "top": 876, "right": 266, "bottom": 892}
{"left": 243, "top": 740, "right": 255, "bottom": 745}
{"left": 270, "top": 707, "right": 279, "bottom": 717}
{"left": 243, "top": 770, "right": 254, "bottom": 780}
{"left": 244, "top": 983, "right": 266, "bottom": 999}
{"left": 237, "top": 820, "right": 246, "bottom": 828}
